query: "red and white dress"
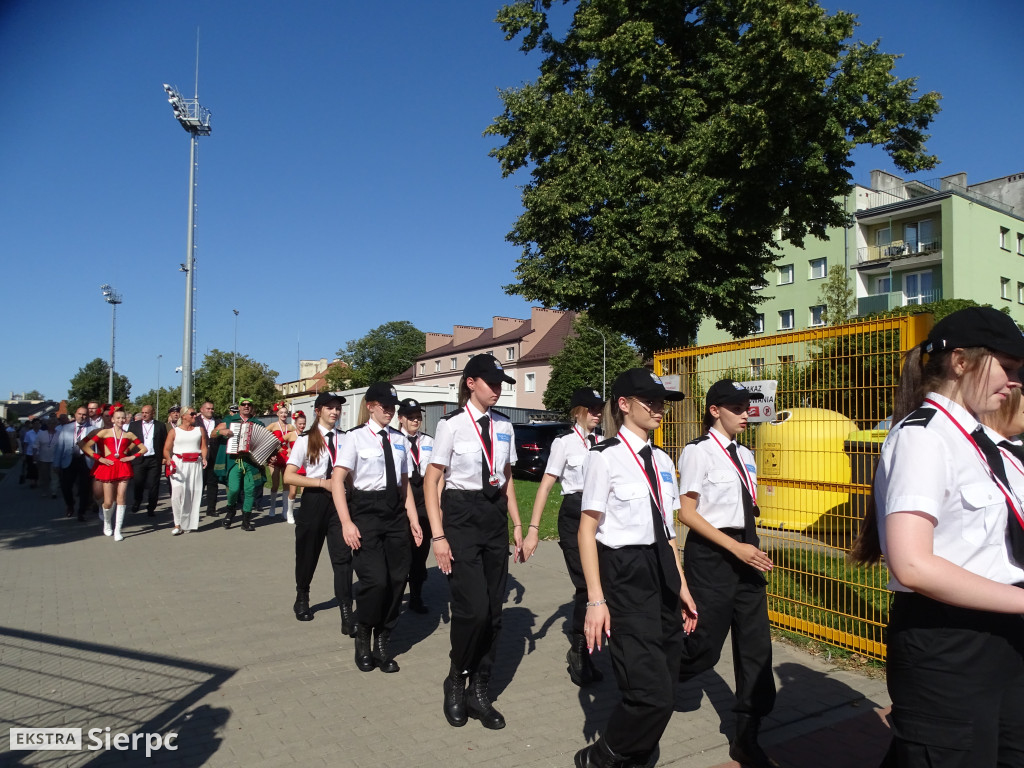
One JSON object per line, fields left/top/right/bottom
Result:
{"left": 89, "top": 433, "right": 143, "bottom": 482}
{"left": 269, "top": 423, "right": 294, "bottom": 468}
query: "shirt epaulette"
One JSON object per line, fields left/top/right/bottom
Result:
{"left": 440, "top": 408, "right": 465, "bottom": 421}
{"left": 592, "top": 437, "right": 620, "bottom": 452}
{"left": 686, "top": 435, "right": 710, "bottom": 446}
{"left": 900, "top": 407, "right": 936, "bottom": 429}
{"left": 652, "top": 444, "right": 669, "bottom": 457}
{"left": 491, "top": 408, "right": 509, "bottom": 419}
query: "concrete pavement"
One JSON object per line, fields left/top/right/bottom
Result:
{"left": 0, "top": 464, "right": 891, "bottom": 767}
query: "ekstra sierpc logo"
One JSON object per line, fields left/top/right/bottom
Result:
{"left": 10, "top": 728, "right": 178, "bottom": 757}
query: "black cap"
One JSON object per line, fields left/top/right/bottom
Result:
{"left": 463, "top": 354, "right": 516, "bottom": 384}
{"left": 569, "top": 388, "right": 604, "bottom": 410}
{"left": 398, "top": 398, "right": 423, "bottom": 416}
{"left": 705, "top": 379, "right": 764, "bottom": 406}
{"left": 228, "top": 405, "right": 239, "bottom": 413}
{"left": 364, "top": 382, "right": 401, "bottom": 407}
{"left": 610, "top": 368, "right": 685, "bottom": 402}
{"left": 925, "top": 306, "right": 1024, "bottom": 359}
{"left": 314, "top": 392, "right": 346, "bottom": 409}
{"left": 168, "top": 404, "right": 181, "bottom": 413}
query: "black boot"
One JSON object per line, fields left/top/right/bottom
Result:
{"left": 222, "top": 506, "right": 236, "bottom": 529}
{"left": 729, "top": 714, "right": 780, "bottom": 768}
{"left": 354, "top": 624, "right": 375, "bottom": 672}
{"left": 293, "top": 590, "right": 313, "bottom": 621}
{"left": 567, "top": 632, "right": 593, "bottom": 686}
{"left": 465, "top": 673, "right": 505, "bottom": 730}
{"left": 373, "top": 628, "right": 399, "bottom": 673}
{"left": 339, "top": 603, "right": 356, "bottom": 637}
{"left": 442, "top": 665, "right": 468, "bottom": 727}
{"left": 574, "top": 738, "right": 627, "bottom": 768}
{"left": 241, "top": 511, "right": 255, "bottom": 531}
{"left": 408, "top": 583, "right": 428, "bottom": 614}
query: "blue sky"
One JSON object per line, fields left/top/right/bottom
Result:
{"left": 1, "top": 0, "right": 1020, "bottom": 405}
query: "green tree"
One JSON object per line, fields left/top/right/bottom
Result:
{"left": 332, "top": 321, "right": 426, "bottom": 389}
{"left": 193, "top": 350, "right": 279, "bottom": 416}
{"left": 68, "top": 358, "right": 131, "bottom": 409}
{"left": 487, "top": 0, "right": 940, "bottom": 354}
{"left": 132, "top": 386, "right": 182, "bottom": 418}
{"left": 543, "top": 317, "right": 641, "bottom": 413}
{"left": 23, "top": 390, "right": 44, "bottom": 400}
{"left": 819, "top": 264, "right": 856, "bottom": 325}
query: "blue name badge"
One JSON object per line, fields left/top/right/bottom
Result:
{"left": 422, "top": 445, "right": 432, "bottom": 451}
{"left": 660, "top": 471, "right": 673, "bottom": 482}
{"left": 394, "top": 443, "right": 405, "bottom": 452}
{"left": 496, "top": 433, "right": 511, "bottom": 443}
{"left": 745, "top": 463, "right": 756, "bottom": 473}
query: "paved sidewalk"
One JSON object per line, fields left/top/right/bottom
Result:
{"left": 0, "top": 465, "right": 891, "bottom": 767}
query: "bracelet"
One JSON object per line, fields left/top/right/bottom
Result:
{"left": 513, "top": 524, "right": 522, "bottom": 528}
{"left": 529, "top": 525, "right": 539, "bottom": 530}
{"left": 586, "top": 599, "right": 607, "bottom": 607}
{"left": 432, "top": 535, "right": 446, "bottom": 542}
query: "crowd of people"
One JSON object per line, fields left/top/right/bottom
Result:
{"left": 9, "top": 308, "right": 1024, "bottom": 768}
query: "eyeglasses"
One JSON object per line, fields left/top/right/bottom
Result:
{"left": 717, "top": 403, "right": 750, "bottom": 415}
{"left": 632, "top": 397, "right": 666, "bottom": 414}
{"left": 186, "top": 411, "right": 197, "bottom": 416}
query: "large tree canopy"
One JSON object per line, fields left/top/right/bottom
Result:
{"left": 192, "top": 349, "right": 279, "bottom": 416}
{"left": 487, "top": 0, "right": 940, "bottom": 354}
{"left": 68, "top": 358, "right": 131, "bottom": 409}
{"left": 332, "top": 321, "right": 426, "bottom": 389}
{"left": 544, "top": 316, "right": 641, "bottom": 413}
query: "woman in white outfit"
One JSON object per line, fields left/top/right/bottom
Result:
{"left": 163, "top": 407, "right": 208, "bottom": 535}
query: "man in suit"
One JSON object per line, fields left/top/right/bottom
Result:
{"left": 128, "top": 404, "right": 168, "bottom": 516}
{"left": 196, "top": 400, "right": 221, "bottom": 515}
{"left": 54, "top": 406, "right": 93, "bottom": 521}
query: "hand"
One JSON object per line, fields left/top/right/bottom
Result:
{"left": 202, "top": 458, "right": 208, "bottom": 468}
{"left": 584, "top": 603, "right": 611, "bottom": 652}
{"left": 731, "top": 542, "right": 773, "bottom": 572}
{"left": 99, "top": 457, "right": 113, "bottom": 466}
{"left": 521, "top": 528, "right": 540, "bottom": 562}
{"left": 433, "top": 538, "right": 454, "bottom": 575}
{"left": 679, "top": 584, "right": 699, "bottom": 635}
{"left": 410, "top": 520, "right": 423, "bottom": 548}
{"left": 342, "top": 521, "right": 362, "bottom": 550}
{"left": 512, "top": 525, "right": 524, "bottom": 562}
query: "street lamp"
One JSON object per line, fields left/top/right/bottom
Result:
{"left": 156, "top": 354, "right": 163, "bottom": 418}
{"left": 100, "top": 285, "right": 123, "bottom": 403}
{"left": 232, "top": 309, "right": 239, "bottom": 403}
{"left": 163, "top": 63, "right": 212, "bottom": 410}
{"left": 583, "top": 324, "right": 607, "bottom": 400}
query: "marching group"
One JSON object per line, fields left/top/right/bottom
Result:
{"left": 11, "top": 306, "right": 1024, "bottom": 768}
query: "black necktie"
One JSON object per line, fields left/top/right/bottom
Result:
{"left": 325, "top": 431, "right": 335, "bottom": 479}
{"left": 587, "top": 434, "right": 596, "bottom": 448}
{"left": 1000, "top": 439, "right": 1024, "bottom": 466}
{"left": 408, "top": 435, "right": 422, "bottom": 485}
{"left": 727, "top": 442, "right": 760, "bottom": 546}
{"left": 974, "top": 427, "right": 1024, "bottom": 561}
{"left": 379, "top": 429, "right": 399, "bottom": 506}
{"left": 639, "top": 445, "right": 682, "bottom": 592}
{"left": 479, "top": 415, "right": 500, "bottom": 500}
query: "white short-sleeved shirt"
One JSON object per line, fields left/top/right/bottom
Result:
{"left": 876, "top": 391, "right": 1024, "bottom": 589}
{"left": 582, "top": 427, "right": 679, "bottom": 548}
{"left": 34, "top": 430, "right": 58, "bottom": 462}
{"left": 338, "top": 421, "right": 408, "bottom": 492}
{"left": 430, "top": 403, "right": 517, "bottom": 491}
{"left": 286, "top": 424, "right": 344, "bottom": 480}
{"left": 677, "top": 427, "right": 756, "bottom": 530}
{"left": 544, "top": 427, "right": 600, "bottom": 495}
{"left": 23, "top": 429, "right": 37, "bottom": 456}
{"left": 402, "top": 430, "right": 434, "bottom": 479}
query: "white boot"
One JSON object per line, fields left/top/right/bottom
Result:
{"left": 113, "top": 505, "right": 126, "bottom": 541}
{"left": 102, "top": 507, "right": 113, "bottom": 536}
{"left": 286, "top": 497, "right": 295, "bottom": 525}
{"left": 269, "top": 492, "right": 279, "bottom": 517}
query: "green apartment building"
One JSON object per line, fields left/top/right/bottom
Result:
{"left": 697, "top": 169, "right": 1024, "bottom": 346}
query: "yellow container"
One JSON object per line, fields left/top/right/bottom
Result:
{"left": 755, "top": 408, "right": 857, "bottom": 531}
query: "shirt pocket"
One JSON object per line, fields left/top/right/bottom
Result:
{"left": 452, "top": 440, "right": 480, "bottom": 474}
{"left": 357, "top": 447, "right": 384, "bottom": 478}
{"left": 613, "top": 481, "right": 651, "bottom": 521}
{"left": 706, "top": 469, "right": 739, "bottom": 507}
{"left": 959, "top": 482, "right": 1005, "bottom": 547}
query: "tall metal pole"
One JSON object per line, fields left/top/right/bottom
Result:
{"left": 232, "top": 309, "right": 239, "bottom": 403}
{"left": 108, "top": 303, "right": 117, "bottom": 403}
{"left": 156, "top": 354, "right": 163, "bottom": 418}
{"left": 181, "top": 133, "right": 197, "bottom": 408}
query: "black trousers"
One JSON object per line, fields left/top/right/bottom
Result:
{"left": 132, "top": 456, "right": 162, "bottom": 513}
{"left": 60, "top": 455, "right": 93, "bottom": 515}
{"left": 678, "top": 529, "right": 775, "bottom": 717}
{"left": 443, "top": 488, "right": 509, "bottom": 676}
{"left": 294, "top": 489, "right": 352, "bottom": 606}
{"left": 881, "top": 592, "right": 1024, "bottom": 768}
{"left": 203, "top": 438, "right": 219, "bottom": 512}
{"left": 350, "top": 490, "right": 411, "bottom": 631}
{"left": 599, "top": 543, "right": 684, "bottom": 760}
{"left": 557, "top": 492, "right": 588, "bottom": 636}
{"left": 408, "top": 481, "right": 432, "bottom": 588}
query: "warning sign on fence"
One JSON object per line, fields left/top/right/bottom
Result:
{"left": 743, "top": 379, "right": 778, "bottom": 423}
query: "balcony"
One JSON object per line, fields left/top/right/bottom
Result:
{"left": 857, "top": 237, "right": 942, "bottom": 264}
{"left": 857, "top": 287, "right": 944, "bottom": 316}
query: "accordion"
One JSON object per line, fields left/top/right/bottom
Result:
{"left": 226, "top": 421, "right": 279, "bottom": 466}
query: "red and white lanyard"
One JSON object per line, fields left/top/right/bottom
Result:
{"left": 999, "top": 444, "right": 1024, "bottom": 483}
{"left": 143, "top": 422, "right": 153, "bottom": 445}
{"left": 923, "top": 397, "right": 1024, "bottom": 524}
{"left": 324, "top": 428, "right": 337, "bottom": 467}
{"left": 618, "top": 430, "right": 668, "bottom": 528}
{"left": 111, "top": 431, "right": 125, "bottom": 459}
{"left": 365, "top": 422, "right": 392, "bottom": 457}
{"left": 573, "top": 425, "right": 598, "bottom": 449}
{"left": 707, "top": 429, "right": 757, "bottom": 503}
{"left": 468, "top": 409, "right": 497, "bottom": 478}
{"left": 405, "top": 432, "right": 421, "bottom": 471}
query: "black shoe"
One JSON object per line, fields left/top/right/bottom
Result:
{"left": 293, "top": 591, "right": 313, "bottom": 621}
{"left": 340, "top": 603, "right": 356, "bottom": 637}
{"left": 373, "top": 629, "right": 399, "bottom": 673}
{"left": 147, "top": 510, "right": 155, "bottom": 517}
{"left": 567, "top": 633, "right": 592, "bottom": 686}
{"left": 221, "top": 518, "right": 231, "bottom": 529}
{"left": 241, "top": 512, "right": 255, "bottom": 531}
{"left": 131, "top": 505, "right": 140, "bottom": 514}
{"left": 465, "top": 674, "right": 505, "bottom": 730}
{"left": 408, "top": 593, "right": 428, "bottom": 614}
{"left": 442, "top": 666, "right": 468, "bottom": 727}
{"left": 354, "top": 624, "right": 375, "bottom": 672}
{"left": 729, "top": 715, "right": 780, "bottom": 768}
{"left": 574, "top": 738, "right": 628, "bottom": 768}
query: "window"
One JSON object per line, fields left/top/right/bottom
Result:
{"left": 810, "top": 305, "right": 826, "bottom": 327}
{"left": 434, "top": 360, "right": 441, "bottom": 373}
{"left": 450, "top": 357, "right": 458, "bottom": 370}
{"left": 418, "top": 363, "right": 425, "bottom": 375}
{"left": 778, "top": 264, "right": 794, "bottom": 285}
{"left": 809, "top": 258, "right": 827, "bottom": 279}
{"left": 904, "top": 271, "right": 933, "bottom": 305}
{"left": 1001, "top": 227, "right": 1010, "bottom": 250}
{"left": 749, "top": 358, "right": 765, "bottom": 377}
{"left": 753, "top": 314, "right": 764, "bottom": 334}
{"left": 904, "top": 219, "right": 935, "bottom": 253}
{"left": 506, "top": 346, "right": 515, "bottom": 361}
{"left": 1017, "top": 282, "right": 1024, "bottom": 305}
{"left": 875, "top": 275, "right": 892, "bottom": 294}
{"left": 525, "top": 373, "right": 536, "bottom": 392}
{"left": 778, "top": 355, "right": 795, "bottom": 365}
{"left": 778, "top": 309, "right": 794, "bottom": 330}
{"left": 1018, "top": 233, "right": 1024, "bottom": 256}
{"left": 503, "top": 382, "right": 513, "bottom": 392}
{"left": 448, "top": 383, "right": 456, "bottom": 394}
{"left": 1002, "top": 277, "right": 1011, "bottom": 300}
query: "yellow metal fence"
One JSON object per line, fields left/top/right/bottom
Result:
{"left": 654, "top": 313, "right": 933, "bottom": 661}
